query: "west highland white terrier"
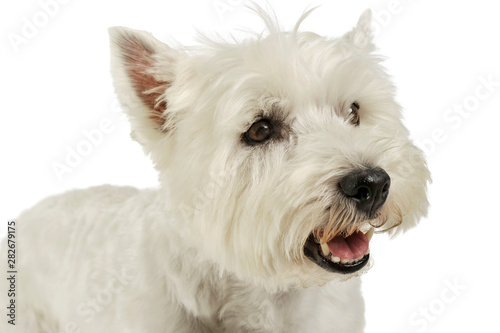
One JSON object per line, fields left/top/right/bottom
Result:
{"left": 2, "top": 7, "right": 430, "bottom": 333}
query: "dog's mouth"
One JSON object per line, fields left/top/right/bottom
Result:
{"left": 303, "top": 228, "right": 373, "bottom": 274}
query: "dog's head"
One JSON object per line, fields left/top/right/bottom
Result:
{"left": 110, "top": 8, "right": 430, "bottom": 290}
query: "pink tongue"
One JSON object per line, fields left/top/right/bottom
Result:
{"left": 328, "top": 231, "right": 369, "bottom": 260}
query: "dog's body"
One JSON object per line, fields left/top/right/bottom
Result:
{"left": 7, "top": 185, "right": 364, "bottom": 333}
{"left": 1, "top": 8, "right": 429, "bottom": 333}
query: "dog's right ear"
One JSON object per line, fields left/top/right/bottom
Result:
{"left": 109, "top": 27, "right": 179, "bottom": 146}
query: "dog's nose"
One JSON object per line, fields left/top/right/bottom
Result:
{"left": 339, "top": 168, "right": 391, "bottom": 216}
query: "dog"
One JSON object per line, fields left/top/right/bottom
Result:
{"left": 1, "top": 7, "right": 430, "bottom": 333}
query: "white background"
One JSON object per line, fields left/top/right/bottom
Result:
{"left": 1, "top": 0, "right": 499, "bottom": 332}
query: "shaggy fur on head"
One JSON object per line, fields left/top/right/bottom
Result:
{"left": 1, "top": 7, "right": 429, "bottom": 333}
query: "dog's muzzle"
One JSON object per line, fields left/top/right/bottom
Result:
{"left": 304, "top": 167, "right": 390, "bottom": 274}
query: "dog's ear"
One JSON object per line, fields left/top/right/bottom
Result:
{"left": 341, "top": 9, "right": 375, "bottom": 53}
{"left": 109, "top": 27, "right": 178, "bottom": 145}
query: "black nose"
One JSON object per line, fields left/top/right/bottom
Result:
{"left": 339, "top": 167, "right": 391, "bottom": 216}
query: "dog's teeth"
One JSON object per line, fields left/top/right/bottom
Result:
{"left": 340, "top": 258, "right": 351, "bottom": 264}
{"left": 320, "top": 242, "right": 330, "bottom": 256}
{"left": 331, "top": 255, "right": 341, "bottom": 263}
{"left": 365, "top": 228, "right": 374, "bottom": 241}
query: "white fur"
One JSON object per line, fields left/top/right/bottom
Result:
{"left": 1, "top": 8, "right": 429, "bottom": 333}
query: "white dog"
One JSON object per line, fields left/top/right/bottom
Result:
{"left": 1, "top": 7, "right": 430, "bottom": 333}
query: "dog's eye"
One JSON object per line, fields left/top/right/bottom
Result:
{"left": 348, "top": 102, "right": 360, "bottom": 126}
{"left": 244, "top": 119, "right": 274, "bottom": 144}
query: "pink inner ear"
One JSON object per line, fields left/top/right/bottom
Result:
{"left": 121, "top": 36, "right": 170, "bottom": 128}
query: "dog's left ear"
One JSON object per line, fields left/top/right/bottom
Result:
{"left": 341, "top": 9, "right": 375, "bottom": 52}
{"left": 109, "top": 27, "right": 180, "bottom": 146}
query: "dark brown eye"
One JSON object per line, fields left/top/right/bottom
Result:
{"left": 349, "top": 102, "right": 360, "bottom": 126}
{"left": 244, "top": 119, "right": 274, "bottom": 144}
